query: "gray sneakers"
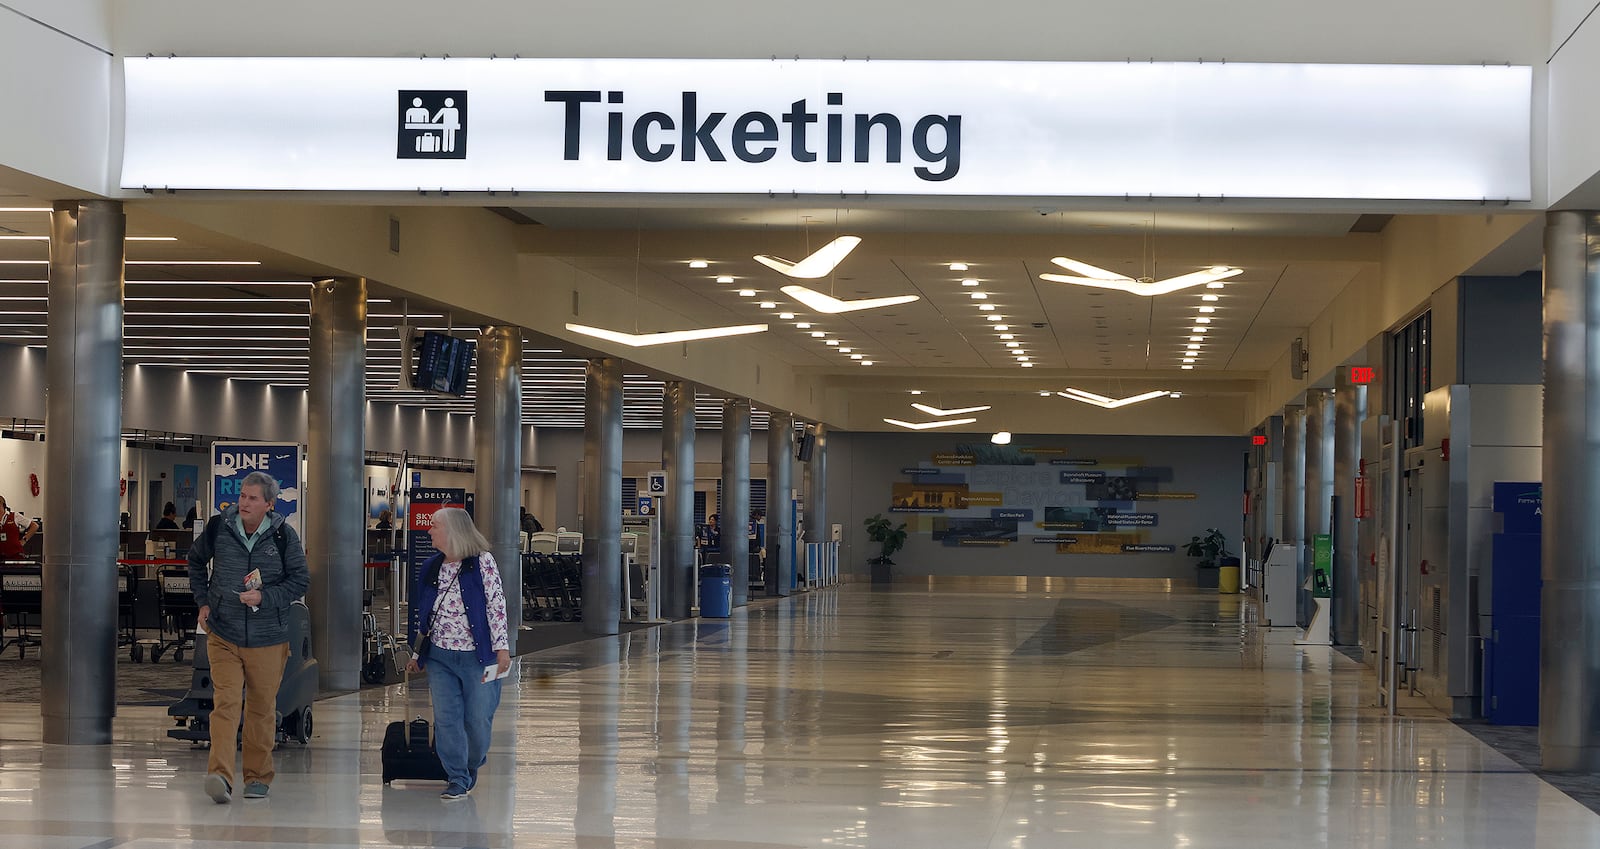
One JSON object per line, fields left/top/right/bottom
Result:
{"left": 242, "top": 781, "right": 270, "bottom": 799}
{"left": 205, "top": 773, "right": 232, "bottom": 804}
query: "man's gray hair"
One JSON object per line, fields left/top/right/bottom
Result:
{"left": 239, "top": 471, "right": 280, "bottom": 505}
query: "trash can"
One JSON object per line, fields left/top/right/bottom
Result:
{"left": 699, "top": 563, "right": 732, "bottom": 618}
{"left": 1217, "top": 556, "right": 1241, "bottom": 594}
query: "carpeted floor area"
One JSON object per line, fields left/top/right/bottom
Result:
{"left": 0, "top": 619, "right": 659, "bottom": 707}
{"left": 1455, "top": 721, "right": 1600, "bottom": 817}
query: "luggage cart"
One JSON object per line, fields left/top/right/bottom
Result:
{"left": 154, "top": 567, "right": 198, "bottom": 663}
{"left": 0, "top": 566, "right": 42, "bottom": 659}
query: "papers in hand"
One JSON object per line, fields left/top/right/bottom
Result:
{"left": 243, "top": 569, "right": 261, "bottom": 611}
{"left": 482, "top": 664, "right": 511, "bottom": 683}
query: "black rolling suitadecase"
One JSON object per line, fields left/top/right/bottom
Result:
{"left": 381, "top": 716, "right": 447, "bottom": 784}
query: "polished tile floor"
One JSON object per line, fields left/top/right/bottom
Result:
{"left": 0, "top": 577, "right": 1596, "bottom": 847}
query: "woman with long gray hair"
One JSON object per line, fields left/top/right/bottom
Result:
{"left": 405, "top": 507, "right": 511, "bottom": 799}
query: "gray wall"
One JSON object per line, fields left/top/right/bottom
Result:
{"left": 1459, "top": 274, "right": 1543, "bottom": 385}
{"left": 829, "top": 432, "right": 1248, "bottom": 579}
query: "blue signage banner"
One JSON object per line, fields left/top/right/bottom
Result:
{"left": 1492, "top": 482, "right": 1541, "bottom": 534}
{"left": 408, "top": 487, "right": 467, "bottom": 577}
{"left": 173, "top": 463, "right": 199, "bottom": 520}
{"left": 211, "top": 441, "right": 302, "bottom": 532}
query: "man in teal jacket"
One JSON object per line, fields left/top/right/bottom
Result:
{"left": 187, "top": 471, "right": 310, "bottom": 804}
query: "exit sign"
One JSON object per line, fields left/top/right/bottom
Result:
{"left": 1251, "top": 435, "right": 1268, "bottom": 446}
{"left": 1350, "top": 366, "right": 1377, "bottom": 384}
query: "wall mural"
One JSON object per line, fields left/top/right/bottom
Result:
{"left": 888, "top": 443, "right": 1197, "bottom": 554}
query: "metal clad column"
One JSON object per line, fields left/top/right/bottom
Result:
{"left": 804, "top": 424, "right": 828, "bottom": 550}
{"left": 582, "top": 359, "right": 623, "bottom": 635}
{"left": 1333, "top": 370, "right": 1366, "bottom": 645}
{"left": 1305, "top": 389, "right": 1335, "bottom": 542}
{"left": 722, "top": 399, "right": 752, "bottom": 607}
{"left": 475, "top": 327, "right": 522, "bottom": 643}
{"left": 767, "top": 413, "right": 795, "bottom": 596}
{"left": 1282, "top": 406, "right": 1307, "bottom": 595}
{"left": 42, "top": 201, "right": 124, "bottom": 744}
{"left": 308, "top": 277, "right": 366, "bottom": 693}
{"left": 1541, "top": 211, "right": 1600, "bottom": 771}
{"left": 661, "top": 381, "right": 695, "bottom": 619}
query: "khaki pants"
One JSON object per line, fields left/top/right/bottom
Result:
{"left": 206, "top": 632, "right": 289, "bottom": 787}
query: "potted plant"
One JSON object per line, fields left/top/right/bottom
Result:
{"left": 863, "top": 514, "right": 907, "bottom": 583}
{"left": 1185, "top": 528, "right": 1226, "bottom": 589}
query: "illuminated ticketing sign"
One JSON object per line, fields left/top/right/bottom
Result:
{"left": 121, "top": 58, "right": 1531, "bottom": 200}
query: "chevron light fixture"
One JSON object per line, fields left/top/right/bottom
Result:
{"left": 566, "top": 322, "right": 768, "bottom": 347}
{"left": 911, "top": 402, "right": 992, "bottom": 417}
{"left": 1056, "top": 388, "right": 1175, "bottom": 409}
{"left": 883, "top": 417, "right": 979, "bottom": 430}
{"left": 780, "top": 284, "right": 919, "bottom": 314}
{"left": 753, "top": 235, "right": 863, "bottom": 278}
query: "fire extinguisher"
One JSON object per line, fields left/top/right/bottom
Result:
{"left": 120, "top": 478, "right": 127, "bottom": 497}
{"left": 28, "top": 473, "right": 39, "bottom": 498}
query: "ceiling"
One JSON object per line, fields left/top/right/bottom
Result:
{"left": 0, "top": 189, "right": 1397, "bottom": 432}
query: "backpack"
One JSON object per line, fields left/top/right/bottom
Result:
{"left": 203, "top": 514, "right": 290, "bottom": 571}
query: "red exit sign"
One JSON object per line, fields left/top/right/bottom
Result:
{"left": 1251, "top": 435, "right": 1268, "bottom": 446}
{"left": 1350, "top": 366, "right": 1377, "bottom": 384}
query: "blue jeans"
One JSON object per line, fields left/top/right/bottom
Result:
{"left": 425, "top": 648, "right": 501, "bottom": 789}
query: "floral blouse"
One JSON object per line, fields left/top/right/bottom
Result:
{"left": 429, "top": 551, "right": 509, "bottom": 653}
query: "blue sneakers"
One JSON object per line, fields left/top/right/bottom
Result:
{"left": 440, "top": 783, "right": 469, "bottom": 800}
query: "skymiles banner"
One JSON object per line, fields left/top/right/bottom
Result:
{"left": 122, "top": 57, "right": 1531, "bottom": 201}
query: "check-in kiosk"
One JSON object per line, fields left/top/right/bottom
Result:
{"left": 621, "top": 515, "right": 663, "bottom": 622}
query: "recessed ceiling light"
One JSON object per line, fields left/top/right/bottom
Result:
{"left": 826, "top": 339, "right": 840, "bottom": 346}
{"left": 717, "top": 275, "right": 734, "bottom": 283}
{"left": 839, "top": 347, "right": 853, "bottom": 353}
{"left": 970, "top": 292, "right": 988, "bottom": 300}
{"left": 961, "top": 278, "right": 980, "bottom": 287}
{"left": 779, "top": 312, "right": 795, "bottom": 320}
{"left": 1198, "top": 306, "right": 1216, "bottom": 314}
{"left": 738, "top": 289, "right": 756, "bottom": 297}
{"left": 986, "top": 315, "right": 1002, "bottom": 321}
{"left": 910, "top": 390, "right": 922, "bottom": 395}
{"left": 810, "top": 331, "right": 825, "bottom": 338}
{"left": 1187, "top": 344, "right": 1201, "bottom": 350}
{"left": 1020, "top": 362, "right": 1034, "bottom": 368}
{"left": 1182, "top": 364, "right": 1195, "bottom": 369}
{"left": 995, "top": 324, "right": 1009, "bottom": 331}
{"left": 1183, "top": 357, "right": 1196, "bottom": 363}
{"left": 1189, "top": 336, "right": 1203, "bottom": 342}
{"left": 1000, "top": 334, "right": 1015, "bottom": 340}
{"left": 1040, "top": 391, "right": 1051, "bottom": 397}
{"left": 1006, "top": 342, "right": 1020, "bottom": 348}
{"left": 1192, "top": 326, "right": 1208, "bottom": 333}
{"left": 689, "top": 261, "right": 709, "bottom": 269}
{"left": 1017, "top": 356, "right": 1030, "bottom": 362}
{"left": 1202, "top": 294, "right": 1219, "bottom": 302}
{"left": 1196, "top": 317, "right": 1211, "bottom": 324}
{"left": 759, "top": 301, "right": 777, "bottom": 309}
{"left": 850, "top": 354, "right": 863, "bottom": 360}
{"left": 979, "top": 304, "right": 995, "bottom": 311}
{"left": 796, "top": 322, "right": 811, "bottom": 329}
{"left": 1206, "top": 281, "right": 1225, "bottom": 289}
{"left": 950, "top": 263, "right": 969, "bottom": 272}
{"left": 862, "top": 360, "right": 873, "bottom": 366}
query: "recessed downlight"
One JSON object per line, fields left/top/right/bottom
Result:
{"left": 1000, "top": 334, "right": 1015, "bottom": 340}
{"left": 796, "top": 322, "right": 812, "bottom": 329}
{"left": 950, "top": 263, "right": 969, "bottom": 272}
{"left": 986, "top": 315, "right": 1002, "bottom": 321}
{"left": 1198, "top": 306, "right": 1216, "bottom": 314}
{"left": 970, "top": 292, "right": 988, "bottom": 300}
{"left": 1202, "top": 294, "right": 1219, "bottom": 302}
{"left": 738, "top": 289, "right": 756, "bottom": 297}
{"left": 779, "top": 312, "right": 795, "bottom": 320}
{"left": 994, "top": 324, "right": 1010, "bottom": 331}
{"left": 810, "top": 331, "right": 825, "bottom": 338}
{"left": 1020, "top": 362, "right": 1034, "bottom": 368}
{"left": 839, "top": 347, "right": 853, "bottom": 353}
{"left": 1006, "top": 342, "right": 1020, "bottom": 348}
{"left": 961, "top": 278, "right": 980, "bottom": 287}
{"left": 1206, "top": 281, "right": 1225, "bottom": 289}
{"left": 689, "top": 260, "right": 709, "bottom": 269}
{"left": 850, "top": 354, "right": 863, "bottom": 360}
{"left": 1183, "top": 357, "right": 1196, "bottom": 363}
{"left": 759, "top": 301, "right": 777, "bottom": 309}
{"left": 1181, "top": 364, "right": 1195, "bottom": 369}
{"left": 1195, "top": 317, "right": 1211, "bottom": 324}
{"left": 862, "top": 360, "right": 873, "bottom": 366}
{"left": 717, "top": 275, "right": 735, "bottom": 283}
{"left": 826, "top": 339, "right": 840, "bottom": 346}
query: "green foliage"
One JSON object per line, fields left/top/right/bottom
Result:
{"left": 1184, "top": 528, "right": 1227, "bottom": 568}
{"left": 863, "top": 514, "right": 908, "bottom": 565}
